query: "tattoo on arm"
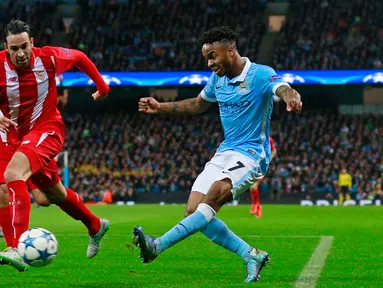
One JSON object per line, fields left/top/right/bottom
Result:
{"left": 161, "top": 98, "right": 201, "bottom": 114}
{"left": 275, "top": 85, "right": 290, "bottom": 102}
{"left": 276, "top": 85, "right": 299, "bottom": 103}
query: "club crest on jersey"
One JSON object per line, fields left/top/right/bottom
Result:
{"left": 35, "top": 71, "right": 46, "bottom": 81}
{"left": 238, "top": 80, "right": 249, "bottom": 94}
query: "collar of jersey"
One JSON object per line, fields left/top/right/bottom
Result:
{"left": 6, "top": 49, "right": 36, "bottom": 70}
{"left": 227, "top": 57, "right": 251, "bottom": 85}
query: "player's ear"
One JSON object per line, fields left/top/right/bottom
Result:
{"left": 30, "top": 37, "right": 34, "bottom": 48}
{"left": 227, "top": 45, "right": 235, "bottom": 57}
{"left": 4, "top": 43, "right": 8, "bottom": 53}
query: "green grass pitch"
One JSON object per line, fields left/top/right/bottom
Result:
{"left": 1, "top": 204, "right": 382, "bottom": 288}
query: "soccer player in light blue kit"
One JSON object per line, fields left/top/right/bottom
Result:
{"left": 134, "top": 27, "right": 302, "bottom": 283}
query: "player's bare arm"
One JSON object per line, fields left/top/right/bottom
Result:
{"left": 275, "top": 85, "right": 302, "bottom": 113}
{"left": 138, "top": 95, "right": 212, "bottom": 115}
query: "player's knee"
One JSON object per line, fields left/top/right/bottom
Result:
{"left": 36, "top": 200, "right": 51, "bottom": 207}
{"left": 4, "top": 168, "right": 22, "bottom": 183}
{"left": 204, "top": 179, "right": 233, "bottom": 211}
{"left": 0, "top": 184, "right": 9, "bottom": 208}
{"left": 33, "top": 191, "right": 51, "bottom": 207}
{"left": 5, "top": 152, "right": 32, "bottom": 183}
{"left": 184, "top": 206, "right": 197, "bottom": 218}
{"left": 44, "top": 184, "right": 67, "bottom": 204}
{"left": 45, "top": 192, "right": 65, "bottom": 205}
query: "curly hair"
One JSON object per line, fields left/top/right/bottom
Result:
{"left": 199, "top": 26, "right": 237, "bottom": 47}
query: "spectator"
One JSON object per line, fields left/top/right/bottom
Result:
{"left": 338, "top": 168, "right": 352, "bottom": 205}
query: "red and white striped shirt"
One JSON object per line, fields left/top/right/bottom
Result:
{"left": 0, "top": 46, "right": 109, "bottom": 140}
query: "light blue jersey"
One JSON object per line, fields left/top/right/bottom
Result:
{"left": 201, "top": 58, "right": 288, "bottom": 174}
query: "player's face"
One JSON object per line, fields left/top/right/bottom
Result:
{"left": 5, "top": 32, "right": 34, "bottom": 68}
{"left": 202, "top": 43, "right": 234, "bottom": 77}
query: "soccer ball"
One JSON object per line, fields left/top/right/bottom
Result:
{"left": 17, "top": 228, "right": 58, "bottom": 267}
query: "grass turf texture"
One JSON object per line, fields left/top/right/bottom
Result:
{"left": 0, "top": 205, "right": 382, "bottom": 288}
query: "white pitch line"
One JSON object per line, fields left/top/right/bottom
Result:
{"left": 53, "top": 234, "right": 324, "bottom": 238}
{"left": 294, "top": 236, "right": 334, "bottom": 288}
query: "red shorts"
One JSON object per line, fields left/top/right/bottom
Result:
{"left": 26, "top": 160, "right": 61, "bottom": 191}
{"left": 17, "top": 121, "right": 65, "bottom": 174}
{"left": 0, "top": 121, "right": 64, "bottom": 190}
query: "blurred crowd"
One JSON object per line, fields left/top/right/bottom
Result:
{"left": 273, "top": 0, "right": 383, "bottom": 70}
{"left": 59, "top": 110, "right": 383, "bottom": 203}
{"left": 3, "top": 0, "right": 382, "bottom": 71}
{"left": 0, "top": 0, "right": 266, "bottom": 71}
{"left": 61, "top": 112, "right": 222, "bottom": 203}
{"left": 66, "top": 0, "right": 267, "bottom": 71}
{"left": 264, "top": 111, "right": 383, "bottom": 201}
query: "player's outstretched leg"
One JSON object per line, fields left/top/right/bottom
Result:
{"left": 0, "top": 185, "right": 14, "bottom": 247}
{"left": 133, "top": 202, "right": 215, "bottom": 263}
{"left": 244, "top": 249, "right": 270, "bottom": 282}
{"left": 133, "top": 178, "right": 270, "bottom": 282}
{"left": 87, "top": 219, "right": 110, "bottom": 258}
{"left": 133, "top": 226, "right": 159, "bottom": 263}
{"left": 43, "top": 181, "right": 110, "bottom": 258}
{"left": 0, "top": 247, "right": 29, "bottom": 272}
{"left": 0, "top": 185, "right": 29, "bottom": 272}
{"left": 34, "top": 187, "right": 110, "bottom": 258}
{"left": 0, "top": 153, "right": 32, "bottom": 272}
{"left": 30, "top": 161, "right": 111, "bottom": 258}
{"left": 200, "top": 216, "right": 269, "bottom": 282}
{"left": 181, "top": 191, "right": 269, "bottom": 281}
{"left": 58, "top": 188, "right": 110, "bottom": 258}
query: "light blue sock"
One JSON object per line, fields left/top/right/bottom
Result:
{"left": 157, "top": 205, "right": 214, "bottom": 252}
{"left": 201, "top": 217, "right": 254, "bottom": 260}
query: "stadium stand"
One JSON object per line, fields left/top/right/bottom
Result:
{"left": 273, "top": 0, "right": 383, "bottom": 70}
{"left": 1, "top": 0, "right": 267, "bottom": 71}
{"left": 61, "top": 111, "right": 382, "bottom": 202}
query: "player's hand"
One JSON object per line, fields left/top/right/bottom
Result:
{"left": 138, "top": 97, "right": 161, "bottom": 114}
{"left": 92, "top": 90, "right": 108, "bottom": 101}
{"left": 0, "top": 116, "right": 17, "bottom": 133}
{"left": 286, "top": 90, "right": 302, "bottom": 114}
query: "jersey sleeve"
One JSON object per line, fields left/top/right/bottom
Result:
{"left": 43, "top": 46, "right": 82, "bottom": 74}
{"left": 200, "top": 73, "right": 217, "bottom": 102}
{"left": 259, "top": 66, "right": 290, "bottom": 98}
{"left": 43, "top": 46, "right": 109, "bottom": 96}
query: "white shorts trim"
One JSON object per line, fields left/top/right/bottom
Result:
{"left": 191, "top": 150, "right": 264, "bottom": 199}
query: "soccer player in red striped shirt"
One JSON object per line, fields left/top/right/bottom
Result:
{"left": 0, "top": 19, "right": 110, "bottom": 271}
{"left": 249, "top": 136, "right": 277, "bottom": 218}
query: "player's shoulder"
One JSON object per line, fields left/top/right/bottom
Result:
{"left": 37, "top": 46, "right": 59, "bottom": 56}
{"left": 251, "top": 63, "right": 284, "bottom": 84}
{"left": 38, "top": 46, "right": 73, "bottom": 58}
{"left": 252, "top": 63, "right": 277, "bottom": 75}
